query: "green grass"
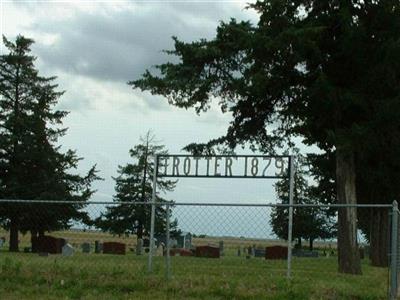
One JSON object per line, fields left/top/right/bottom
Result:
{"left": 0, "top": 250, "right": 388, "bottom": 300}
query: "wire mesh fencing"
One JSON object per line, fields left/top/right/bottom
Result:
{"left": 0, "top": 200, "right": 396, "bottom": 299}
{"left": 391, "top": 203, "right": 400, "bottom": 300}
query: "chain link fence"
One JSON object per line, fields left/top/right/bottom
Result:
{"left": 390, "top": 203, "right": 400, "bottom": 300}
{"left": 0, "top": 200, "right": 396, "bottom": 299}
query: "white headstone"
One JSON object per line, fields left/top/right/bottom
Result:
{"left": 62, "top": 243, "right": 74, "bottom": 257}
{"left": 136, "top": 238, "right": 143, "bottom": 255}
{"left": 155, "top": 244, "right": 164, "bottom": 256}
{"left": 219, "top": 241, "right": 224, "bottom": 256}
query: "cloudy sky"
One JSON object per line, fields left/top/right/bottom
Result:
{"left": 2, "top": 1, "right": 296, "bottom": 235}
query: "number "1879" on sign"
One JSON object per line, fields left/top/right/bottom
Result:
{"left": 156, "top": 155, "right": 290, "bottom": 178}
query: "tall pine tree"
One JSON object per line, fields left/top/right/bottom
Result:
{"left": 0, "top": 35, "right": 99, "bottom": 252}
{"left": 96, "top": 132, "right": 178, "bottom": 240}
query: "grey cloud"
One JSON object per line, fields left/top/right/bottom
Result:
{"left": 10, "top": 1, "right": 257, "bottom": 114}
{"left": 27, "top": 2, "right": 256, "bottom": 83}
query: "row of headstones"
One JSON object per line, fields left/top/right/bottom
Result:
{"left": 61, "top": 241, "right": 128, "bottom": 256}
{"left": 234, "top": 245, "right": 293, "bottom": 258}
{"left": 32, "top": 236, "right": 129, "bottom": 256}
{"left": 34, "top": 236, "right": 171, "bottom": 257}
{"left": 169, "top": 245, "right": 287, "bottom": 259}
{"left": 168, "top": 244, "right": 289, "bottom": 260}
{"left": 59, "top": 241, "right": 164, "bottom": 256}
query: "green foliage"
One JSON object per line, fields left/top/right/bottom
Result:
{"left": 131, "top": 2, "right": 400, "bottom": 155}
{"left": 96, "top": 131, "right": 179, "bottom": 238}
{"left": 0, "top": 252, "right": 388, "bottom": 299}
{"left": 0, "top": 35, "right": 100, "bottom": 248}
{"left": 131, "top": 1, "right": 400, "bottom": 273}
{"left": 270, "top": 152, "right": 335, "bottom": 249}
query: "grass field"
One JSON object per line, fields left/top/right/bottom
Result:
{"left": 0, "top": 250, "right": 389, "bottom": 299}
{"left": 0, "top": 230, "right": 388, "bottom": 299}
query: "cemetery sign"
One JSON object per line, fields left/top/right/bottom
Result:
{"left": 156, "top": 155, "right": 291, "bottom": 179}
{"left": 148, "top": 153, "right": 295, "bottom": 278}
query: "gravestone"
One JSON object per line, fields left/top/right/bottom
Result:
{"left": 254, "top": 249, "right": 266, "bottom": 257}
{"left": 81, "top": 242, "right": 91, "bottom": 253}
{"left": 35, "top": 236, "right": 66, "bottom": 254}
{"left": 143, "top": 238, "right": 150, "bottom": 248}
{"left": 251, "top": 245, "right": 256, "bottom": 256}
{"left": 136, "top": 238, "right": 143, "bottom": 255}
{"left": 103, "top": 242, "right": 126, "bottom": 255}
{"left": 237, "top": 247, "right": 241, "bottom": 256}
{"left": 155, "top": 245, "right": 164, "bottom": 256}
{"left": 169, "top": 248, "right": 193, "bottom": 256}
{"left": 293, "top": 249, "right": 318, "bottom": 258}
{"left": 95, "top": 241, "right": 103, "bottom": 253}
{"left": 62, "top": 244, "right": 74, "bottom": 257}
{"left": 219, "top": 241, "right": 224, "bottom": 256}
{"left": 265, "top": 246, "right": 287, "bottom": 260}
{"left": 195, "top": 246, "right": 220, "bottom": 258}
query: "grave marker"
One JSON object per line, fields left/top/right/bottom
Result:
{"left": 136, "top": 239, "right": 143, "bottom": 255}
{"left": 169, "top": 248, "right": 193, "bottom": 256}
{"left": 254, "top": 249, "right": 266, "bottom": 257}
{"left": 155, "top": 245, "right": 164, "bottom": 256}
{"left": 219, "top": 241, "right": 224, "bottom": 256}
{"left": 35, "top": 236, "right": 66, "bottom": 254}
{"left": 265, "top": 246, "right": 288, "bottom": 260}
{"left": 103, "top": 242, "right": 126, "bottom": 255}
{"left": 195, "top": 246, "right": 220, "bottom": 258}
{"left": 95, "top": 241, "right": 103, "bottom": 253}
{"left": 62, "top": 244, "right": 74, "bottom": 256}
{"left": 81, "top": 242, "right": 91, "bottom": 253}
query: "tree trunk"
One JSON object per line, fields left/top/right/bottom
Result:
{"left": 370, "top": 208, "right": 389, "bottom": 267}
{"left": 294, "top": 237, "right": 302, "bottom": 249}
{"left": 309, "top": 238, "right": 314, "bottom": 251}
{"left": 9, "top": 217, "right": 19, "bottom": 252}
{"left": 137, "top": 222, "right": 143, "bottom": 239}
{"left": 336, "top": 148, "right": 362, "bottom": 274}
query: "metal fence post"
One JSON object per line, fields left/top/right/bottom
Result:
{"left": 390, "top": 200, "right": 398, "bottom": 300}
{"left": 148, "top": 155, "right": 158, "bottom": 273}
{"left": 165, "top": 203, "right": 171, "bottom": 280}
{"left": 287, "top": 155, "right": 295, "bottom": 278}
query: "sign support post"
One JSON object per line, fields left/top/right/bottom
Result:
{"left": 287, "top": 155, "right": 295, "bottom": 278}
{"left": 148, "top": 155, "right": 158, "bottom": 273}
{"left": 150, "top": 154, "right": 294, "bottom": 278}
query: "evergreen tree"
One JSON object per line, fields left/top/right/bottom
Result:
{"left": 0, "top": 35, "right": 99, "bottom": 251}
{"left": 131, "top": 1, "right": 400, "bottom": 274}
{"left": 270, "top": 153, "right": 335, "bottom": 251}
{"left": 96, "top": 132, "right": 178, "bottom": 240}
